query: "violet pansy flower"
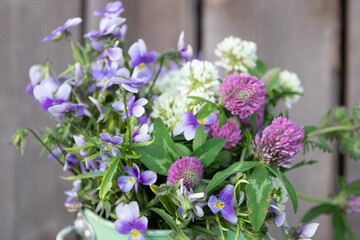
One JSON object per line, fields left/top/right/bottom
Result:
{"left": 295, "top": 223, "right": 319, "bottom": 240}
{"left": 117, "top": 163, "right": 157, "bottom": 193}
{"left": 114, "top": 201, "right": 148, "bottom": 240}
{"left": 268, "top": 200, "right": 286, "bottom": 227}
{"left": 89, "top": 97, "right": 105, "bottom": 123}
{"left": 131, "top": 124, "right": 151, "bottom": 143}
{"left": 74, "top": 135, "right": 89, "bottom": 158}
{"left": 64, "top": 179, "right": 82, "bottom": 208}
{"left": 173, "top": 112, "right": 217, "bottom": 141}
{"left": 98, "top": 133, "right": 123, "bottom": 157}
{"left": 100, "top": 41, "right": 124, "bottom": 64}
{"left": 128, "top": 39, "right": 158, "bottom": 68}
{"left": 112, "top": 95, "right": 148, "bottom": 120}
{"left": 111, "top": 64, "right": 152, "bottom": 93}
{"left": 63, "top": 153, "right": 79, "bottom": 171}
{"left": 93, "top": 1, "right": 124, "bottom": 17}
{"left": 48, "top": 102, "right": 85, "bottom": 119}
{"left": 91, "top": 60, "right": 119, "bottom": 94}
{"left": 208, "top": 184, "right": 238, "bottom": 223}
{"left": 42, "top": 17, "right": 82, "bottom": 42}
{"left": 177, "top": 31, "right": 193, "bottom": 61}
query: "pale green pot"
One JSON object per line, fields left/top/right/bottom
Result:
{"left": 83, "top": 208, "right": 245, "bottom": 240}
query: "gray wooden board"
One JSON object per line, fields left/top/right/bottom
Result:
{"left": 0, "top": 0, "right": 81, "bottom": 239}
{"left": 347, "top": 0, "right": 360, "bottom": 236}
{"left": 203, "top": 0, "right": 339, "bottom": 239}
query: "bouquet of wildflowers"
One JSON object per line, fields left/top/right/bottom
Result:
{"left": 12, "top": 2, "right": 360, "bottom": 240}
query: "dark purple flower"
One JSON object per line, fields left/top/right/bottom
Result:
{"left": 63, "top": 153, "right": 79, "bottom": 171}
{"left": 177, "top": 31, "right": 193, "bottom": 61}
{"left": 89, "top": 97, "right": 105, "bottom": 123}
{"left": 253, "top": 117, "right": 304, "bottom": 168}
{"left": 209, "top": 118, "right": 241, "bottom": 149}
{"left": 167, "top": 157, "right": 203, "bottom": 189}
{"left": 111, "top": 64, "right": 152, "bottom": 93}
{"left": 131, "top": 124, "right": 151, "bottom": 143}
{"left": 42, "top": 17, "right": 82, "bottom": 42}
{"left": 128, "top": 39, "right": 158, "bottom": 68}
{"left": 114, "top": 201, "right": 148, "bottom": 240}
{"left": 220, "top": 74, "right": 266, "bottom": 119}
{"left": 117, "top": 163, "right": 157, "bottom": 193}
{"left": 98, "top": 133, "right": 123, "bottom": 157}
{"left": 268, "top": 200, "right": 286, "bottom": 227}
{"left": 208, "top": 184, "right": 237, "bottom": 223}
{"left": 112, "top": 96, "right": 148, "bottom": 120}
{"left": 93, "top": 1, "right": 124, "bottom": 17}
{"left": 173, "top": 112, "right": 217, "bottom": 141}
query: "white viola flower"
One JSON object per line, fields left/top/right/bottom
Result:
{"left": 271, "top": 177, "right": 288, "bottom": 211}
{"left": 179, "top": 59, "right": 219, "bottom": 97}
{"left": 215, "top": 36, "right": 257, "bottom": 74}
{"left": 153, "top": 70, "right": 185, "bottom": 95}
{"left": 278, "top": 70, "right": 304, "bottom": 109}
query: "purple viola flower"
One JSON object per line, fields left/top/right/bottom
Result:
{"left": 64, "top": 179, "right": 82, "bottom": 208}
{"left": 42, "top": 17, "right": 82, "bottom": 42}
{"left": 208, "top": 184, "right": 238, "bottom": 223}
{"left": 295, "top": 223, "right": 319, "bottom": 240}
{"left": 173, "top": 112, "right": 217, "bottom": 141}
{"left": 128, "top": 39, "right": 158, "bottom": 68}
{"left": 100, "top": 41, "right": 124, "bottom": 64}
{"left": 27, "top": 65, "right": 43, "bottom": 95}
{"left": 115, "top": 201, "right": 148, "bottom": 240}
{"left": 93, "top": 1, "right": 124, "bottom": 17}
{"left": 117, "top": 163, "right": 157, "bottom": 193}
{"left": 132, "top": 124, "right": 151, "bottom": 143}
{"left": 268, "top": 200, "right": 286, "bottom": 227}
{"left": 84, "top": 15, "right": 125, "bottom": 40}
{"left": 98, "top": 133, "right": 123, "bottom": 157}
{"left": 63, "top": 153, "right": 79, "bottom": 171}
{"left": 111, "top": 64, "right": 152, "bottom": 93}
{"left": 91, "top": 60, "right": 120, "bottom": 94}
{"left": 89, "top": 97, "right": 105, "bottom": 123}
{"left": 48, "top": 102, "right": 85, "bottom": 120}
{"left": 112, "top": 96, "right": 148, "bottom": 120}
{"left": 33, "top": 75, "right": 60, "bottom": 110}
{"left": 177, "top": 31, "right": 193, "bottom": 61}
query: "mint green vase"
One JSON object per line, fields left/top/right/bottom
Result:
{"left": 83, "top": 208, "right": 245, "bottom": 240}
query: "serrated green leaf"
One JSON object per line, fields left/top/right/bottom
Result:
{"left": 301, "top": 204, "right": 335, "bottom": 223}
{"left": 193, "top": 125, "right": 207, "bottom": 151}
{"left": 245, "top": 166, "right": 273, "bottom": 231}
{"left": 333, "top": 107, "right": 349, "bottom": 124}
{"left": 191, "top": 138, "right": 225, "bottom": 168}
{"left": 99, "top": 157, "right": 120, "bottom": 199}
{"left": 153, "top": 118, "right": 179, "bottom": 161}
{"left": 321, "top": 108, "right": 332, "bottom": 128}
{"left": 61, "top": 170, "right": 105, "bottom": 181}
{"left": 197, "top": 102, "right": 217, "bottom": 120}
{"left": 134, "top": 144, "right": 173, "bottom": 176}
{"left": 304, "top": 126, "right": 318, "bottom": 135}
{"left": 174, "top": 143, "right": 192, "bottom": 157}
{"left": 352, "top": 102, "right": 360, "bottom": 123}
{"left": 206, "top": 161, "right": 259, "bottom": 193}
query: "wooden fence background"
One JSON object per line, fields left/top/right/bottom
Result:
{"left": 0, "top": 0, "right": 359, "bottom": 239}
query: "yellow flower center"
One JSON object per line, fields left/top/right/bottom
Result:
{"left": 131, "top": 229, "right": 140, "bottom": 237}
{"left": 215, "top": 201, "right": 224, "bottom": 209}
{"left": 106, "top": 145, "right": 113, "bottom": 151}
{"left": 103, "top": 78, "right": 109, "bottom": 84}
{"left": 198, "top": 119, "right": 205, "bottom": 124}
{"left": 129, "top": 177, "right": 135, "bottom": 183}
{"left": 139, "top": 63, "right": 145, "bottom": 71}
{"left": 122, "top": 107, "right": 126, "bottom": 111}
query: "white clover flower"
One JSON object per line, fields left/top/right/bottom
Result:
{"left": 271, "top": 177, "right": 288, "bottom": 211}
{"left": 153, "top": 70, "right": 184, "bottom": 96}
{"left": 179, "top": 59, "right": 219, "bottom": 98}
{"left": 278, "top": 70, "right": 304, "bottom": 109}
{"left": 215, "top": 36, "right": 257, "bottom": 74}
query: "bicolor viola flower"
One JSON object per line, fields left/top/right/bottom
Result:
{"left": 93, "top": 1, "right": 124, "bottom": 17}
{"left": 89, "top": 97, "right": 105, "bottom": 123}
{"left": 117, "top": 163, "right": 157, "bottom": 193}
{"left": 177, "top": 31, "right": 193, "bottom": 61}
{"left": 85, "top": 155, "right": 110, "bottom": 172}
{"left": 27, "top": 65, "right": 43, "bottom": 95}
{"left": 84, "top": 15, "right": 126, "bottom": 40}
{"left": 98, "top": 133, "right": 123, "bottom": 157}
{"left": 91, "top": 60, "right": 120, "bottom": 94}
{"left": 131, "top": 124, "right": 151, "bottom": 143}
{"left": 115, "top": 201, "right": 148, "bottom": 240}
{"left": 33, "top": 76, "right": 61, "bottom": 110}
{"left": 288, "top": 223, "right": 319, "bottom": 240}
{"left": 42, "top": 17, "right": 82, "bottom": 42}
{"left": 63, "top": 153, "right": 79, "bottom": 171}
{"left": 48, "top": 102, "right": 85, "bottom": 120}
{"left": 100, "top": 41, "right": 124, "bottom": 64}
{"left": 111, "top": 64, "right": 152, "bottom": 93}
{"left": 112, "top": 95, "right": 148, "bottom": 120}
{"left": 268, "top": 200, "right": 286, "bottom": 227}
{"left": 208, "top": 184, "right": 238, "bottom": 223}
{"left": 173, "top": 112, "right": 217, "bottom": 141}
{"left": 128, "top": 39, "right": 158, "bottom": 68}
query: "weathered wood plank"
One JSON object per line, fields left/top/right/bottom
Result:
{"left": 203, "top": 1, "right": 339, "bottom": 239}
{"left": 0, "top": 0, "right": 81, "bottom": 239}
{"left": 346, "top": 0, "right": 360, "bottom": 236}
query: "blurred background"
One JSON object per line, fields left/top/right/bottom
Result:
{"left": 1, "top": 0, "right": 360, "bottom": 239}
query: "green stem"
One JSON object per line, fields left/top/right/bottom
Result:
{"left": 296, "top": 192, "right": 332, "bottom": 205}
{"left": 69, "top": 121, "right": 97, "bottom": 146}
{"left": 308, "top": 124, "right": 360, "bottom": 138}
{"left": 234, "top": 219, "right": 241, "bottom": 240}
{"left": 146, "top": 53, "right": 168, "bottom": 99}
{"left": 122, "top": 90, "right": 132, "bottom": 144}
{"left": 216, "top": 215, "right": 228, "bottom": 240}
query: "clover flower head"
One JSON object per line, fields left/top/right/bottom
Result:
{"left": 278, "top": 70, "right": 303, "bottom": 109}
{"left": 253, "top": 117, "right": 304, "bottom": 168}
{"left": 209, "top": 118, "right": 241, "bottom": 149}
{"left": 220, "top": 74, "right": 266, "bottom": 119}
{"left": 167, "top": 157, "right": 204, "bottom": 189}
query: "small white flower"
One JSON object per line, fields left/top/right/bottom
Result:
{"left": 271, "top": 177, "right": 288, "bottom": 211}
{"left": 278, "top": 70, "right": 304, "bottom": 109}
{"left": 215, "top": 36, "right": 257, "bottom": 74}
{"left": 153, "top": 70, "right": 184, "bottom": 95}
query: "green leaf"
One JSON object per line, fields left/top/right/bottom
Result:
{"left": 129, "top": 137, "right": 155, "bottom": 148}
{"left": 206, "top": 161, "right": 259, "bottom": 193}
{"left": 333, "top": 107, "right": 349, "bottom": 124}
{"left": 245, "top": 166, "right": 273, "bottom": 231}
{"left": 187, "top": 96, "right": 216, "bottom": 104}
{"left": 333, "top": 209, "right": 346, "bottom": 240}
{"left": 197, "top": 102, "right": 217, "bottom": 120}
{"left": 321, "top": 108, "right": 332, "bottom": 128}
{"left": 134, "top": 144, "right": 173, "bottom": 176}
{"left": 191, "top": 138, "right": 225, "bottom": 168}
{"left": 99, "top": 157, "right": 120, "bottom": 199}
{"left": 174, "top": 143, "right": 191, "bottom": 157}
{"left": 61, "top": 170, "right": 105, "bottom": 181}
{"left": 352, "top": 102, "right": 360, "bottom": 123}
{"left": 256, "top": 60, "right": 267, "bottom": 76}
{"left": 71, "top": 40, "right": 84, "bottom": 65}
{"left": 266, "top": 166, "right": 298, "bottom": 213}
{"left": 218, "top": 107, "right": 227, "bottom": 127}
{"left": 153, "top": 118, "right": 179, "bottom": 161}
{"left": 304, "top": 126, "right": 318, "bottom": 135}
{"left": 337, "top": 176, "right": 347, "bottom": 190}
{"left": 345, "top": 179, "right": 360, "bottom": 195}
{"left": 193, "top": 125, "right": 207, "bottom": 151}
{"left": 82, "top": 152, "right": 101, "bottom": 162}
{"left": 301, "top": 204, "right": 335, "bottom": 223}
{"left": 187, "top": 225, "right": 219, "bottom": 238}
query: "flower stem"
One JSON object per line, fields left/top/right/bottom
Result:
{"left": 234, "top": 219, "right": 242, "bottom": 240}
{"left": 308, "top": 124, "right": 360, "bottom": 138}
{"left": 122, "top": 90, "right": 132, "bottom": 144}
{"left": 296, "top": 191, "right": 332, "bottom": 205}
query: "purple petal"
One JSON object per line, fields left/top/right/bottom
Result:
{"left": 74, "top": 104, "right": 84, "bottom": 116}
{"left": 75, "top": 62, "right": 83, "bottom": 78}
{"left": 114, "top": 219, "right": 132, "bottom": 235}
{"left": 112, "top": 101, "right": 125, "bottom": 111}
{"left": 208, "top": 195, "right": 222, "bottom": 214}
{"left": 137, "top": 39, "right": 147, "bottom": 57}
{"left": 125, "top": 166, "right": 137, "bottom": 178}
{"left": 133, "top": 98, "right": 148, "bottom": 107}
{"left": 183, "top": 125, "right": 197, "bottom": 141}
{"left": 221, "top": 204, "right": 238, "bottom": 223}
{"left": 204, "top": 113, "right": 217, "bottom": 125}
{"left": 26, "top": 83, "right": 35, "bottom": 96}
{"left": 173, "top": 124, "right": 187, "bottom": 136}
{"left": 131, "top": 105, "right": 145, "bottom": 118}
{"left": 100, "top": 133, "right": 112, "bottom": 142}
{"left": 139, "top": 171, "right": 157, "bottom": 185}
{"left": 219, "top": 185, "right": 234, "bottom": 204}
{"left": 117, "top": 176, "right": 135, "bottom": 192}
{"left": 300, "top": 223, "right": 319, "bottom": 237}
{"left": 89, "top": 96, "right": 105, "bottom": 116}
{"left": 133, "top": 216, "right": 148, "bottom": 232}
{"left": 143, "top": 51, "right": 158, "bottom": 64}
{"left": 107, "top": 47, "right": 123, "bottom": 63}
{"left": 56, "top": 83, "right": 72, "bottom": 101}
{"left": 121, "top": 83, "right": 138, "bottom": 93}
{"left": 274, "top": 213, "right": 286, "bottom": 227}
{"left": 181, "top": 112, "right": 198, "bottom": 125}
{"left": 132, "top": 163, "right": 141, "bottom": 179}
{"left": 110, "top": 136, "right": 123, "bottom": 145}
{"left": 177, "top": 31, "right": 185, "bottom": 50}
{"left": 127, "top": 95, "right": 136, "bottom": 107}
{"left": 116, "top": 201, "right": 140, "bottom": 221}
